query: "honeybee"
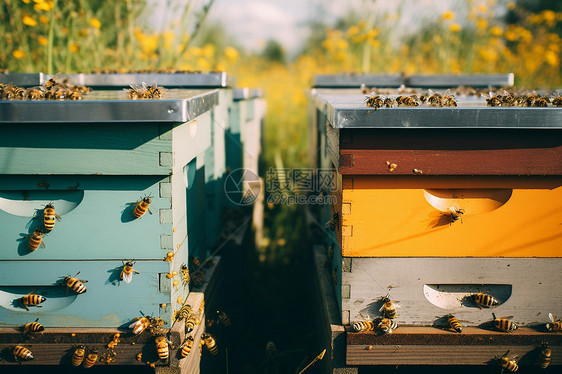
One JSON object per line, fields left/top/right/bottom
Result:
{"left": 63, "top": 271, "right": 88, "bottom": 294}
{"left": 497, "top": 350, "right": 518, "bottom": 372}
{"left": 120, "top": 260, "right": 140, "bottom": 283}
{"left": 351, "top": 320, "right": 375, "bottom": 332}
{"left": 266, "top": 341, "right": 277, "bottom": 355}
{"left": 71, "top": 345, "right": 86, "bottom": 366}
{"left": 21, "top": 290, "right": 46, "bottom": 311}
{"left": 202, "top": 333, "right": 218, "bottom": 355}
{"left": 67, "top": 91, "right": 82, "bottom": 100}
{"left": 155, "top": 336, "right": 170, "bottom": 361}
{"left": 325, "top": 213, "right": 339, "bottom": 231}
{"left": 533, "top": 96, "right": 549, "bottom": 107}
{"left": 386, "top": 161, "right": 397, "bottom": 172}
{"left": 492, "top": 313, "right": 518, "bottom": 332}
{"left": 190, "top": 256, "right": 201, "bottom": 269}
{"left": 185, "top": 313, "right": 199, "bottom": 333}
{"left": 536, "top": 342, "right": 551, "bottom": 369}
{"left": 448, "top": 205, "right": 465, "bottom": 223}
{"left": 217, "top": 310, "right": 231, "bottom": 327}
{"left": 396, "top": 95, "right": 419, "bottom": 107}
{"left": 44, "top": 75, "right": 63, "bottom": 90}
{"left": 473, "top": 292, "right": 498, "bottom": 308}
{"left": 379, "top": 294, "right": 398, "bottom": 319}
{"left": 42, "top": 202, "right": 61, "bottom": 231}
{"left": 383, "top": 97, "right": 394, "bottom": 108}
{"left": 445, "top": 314, "right": 463, "bottom": 333}
{"left": 500, "top": 92, "right": 515, "bottom": 107}
{"left": 180, "top": 264, "right": 190, "bottom": 285}
{"left": 24, "top": 88, "right": 44, "bottom": 100}
{"left": 484, "top": 92, "right": 502, "bottom": 107}
{"left": 129, "top": 316, "right": 151, "bottom": 335}
{"left": 83, "top": 349, "right": 98, "bottom": 368}
{"left": 2, "top": 84, "right": 25, "bottom": 100}
{"left": 176, "top": 305, "right": 192, "bottom": 321}
{"left": 147, "top": 83, "right": 164, "bottom": 99}
{"left": 377, "top": 317, "right": 398, "bottom": 334}
{"left": 428, "top": 90, "right": 443, "bottom": 107}
{"left": 23, "top": 318, "right": 44, "bottom": 337}
{"left": 524, "top": 94, "right": 537, "bottom": 107}
{"left": 441, "top": 90, "right": 457, "bottom": 107}
{"left": 12, "top": 345, "right": 34, "bottom": 362}
{"left": 27, "top": 228, "right": 45, "bottom": 251}
{"left": 418, "top": 93, "right": 429, "bottom": 104}
{"left": 552, "top": 96, "right": 562, "bottom": 107}
{"left": 131, "top": 195, "right": 152, "bottom": 218}
{"left": 365, "top": 94, "right": 385, "bottom": 110}
{"left": 180, "top": 336, "right": 194, "bottom": 358}
{"left": 191, "top": 270, "right": 204, "bottom": 287}
{"left": 546, "top": 313, "right": 561, "bottom": 332}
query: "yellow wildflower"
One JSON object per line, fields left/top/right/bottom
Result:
{"left": 357, "top": 20, "right": 366, "bottom": 29}
{"left": 490, "top": 26, "right": 503, "bottom": 36}
{"left": 163, "top": 30, "right": 175, "bottom": 50}
{"left": 189, "top": 46, "right": 203, "bottom": 56}
{"left": 347, "top": 25, "right": 359, "bottom": 38}
{"left": 23, "top": 0, "right": 31, "bottom": 3}
{"left": 38, "top": 35, "right": 48, "bottom": 46}
{"left": 224, "top": 46, "right": 239, "bottom": 62}
{"left": 69, "top": 44, "right": 78, "bottom": 52}
{"left": 505, "top": 27, "right": 517, "bottom": 41}
{"left": 368, "top": 39, "right": 381, "bottom": 48}
{"left": 39, "top": 16, "right": 49, "bottom": 24}
{"left": 34, "top": 1, "right": 53, "bottom": 12}
{"left": 449, "top": 23, "right": 461, "bottom": 32}
{"left": 196, "top": 57, "right": 211, "bottom": 71}
{"left": 507, "top": 1, "right": 515, "bottom": 10}
{"left": 90, "top": 17, "right": 101, "bottom": 29}
{"left": 366, "top": 28, "right": 379, "bottom": 39}
{"left": 542, "top": 10, "right": 556, "bottom": 27}
{"left": 23, "top": 15, "right": 37, "bottom": 27}
{"left": 12, "top": 49, "right": 25, "bottom": 59}
{"left": 442, "top": 11, "right": 455, "bottom": 20}
{"left": 545, "top": 50, "right": 559, "bottom": 67}
{"left": 476, "top": 18, "right": 487, "bottom": 30}
{"left": 203, "top": 43, "right": 215, "bottom": 58}
{"left": 477, "top": 4, "right": 488, "bottom": 13}
{"left": 351, "top": 34, "right": 367, "bottom": 44}
{"left": 336, "top": 39, "right": 348, "bottom": 50}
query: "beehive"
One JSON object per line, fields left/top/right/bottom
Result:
{"left": 309, "top": 74, "right": 562, "bottom": 369}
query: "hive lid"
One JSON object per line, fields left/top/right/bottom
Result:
{"left": 0, "top": 89, "right": 219, "bottom": 123}
{"left": 313, "top": 89, "right": 562, "bottom": 129}
{"left": 314, "top": 74, "right": 404, "bottom": 88}
{"left": 405, "top": 74, "right": 514, "bottom": 88}
{"left": 59, "top": 72, "right": 229, "bottom": 88}
{"left": 0, "top": 73, "right": 47, "bottom": 87}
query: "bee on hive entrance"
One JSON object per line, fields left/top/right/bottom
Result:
{"left": 24, "top": 88, "right": 44, "bottom": 100}
{"left": 42, "top": 202, "right": 61, "bottom": 232}
{"left": 176, "top": 304, "right": 192, "bottom": 321}
{"left": 12, "top": 345, "right": 34, "bottom": 362}
{"left": 547, "top": 312, "right": 562, "bottom": 332}
{"left": 155, "top": 336, "right": 170, "bottom": 361}
{"left": 23, "top": 318, "right": 44, "bottom": 338}
{"left": 536, "top": 342, "right": 552, "bottom": 369}
{"left": 445, "top": 314, "right": 463, "bottom": 333}
{"left": 364, "top": 94, "right": 385, "bottom": 110}
{"left": 351, "top": 320, "right": 375, "bottom": 333}
{"left": 484, "top": 92, "right": 502, "bottom": 107}
{"left": 379, "top": 294, "right": 398, "bottom": 319}
{"left": 63, "top": 271, "right": 88, "bottom": 294}
{"left": 131, "top": 195, "right": 152, "bottom": 218}
{"left": 20, "top": 290, "right": 46, "bottom": 311}
{"left": 428, "top": 90, "right": 443, "bottom": 107}
{"left": 441, "top": 90, "right": 457, "bottom": 107}
{"left": 473, "top": 292, "right": 499, "bottom": 309}
{"left": 376, "top": 317, "right": 398, "bottom": 334}
{"left": 492, "top": 313, "right": 518, "bottom": 332}
{"left": 185, "top": 313, "right": 200, "bottom": 333}
{"left": 71, "top": 345, "right": 86, "bottom": 366}
{"left": 496, "top": 350, "right": 518, "bottom": 372}
{"left": 552, "top": 95, "right": 562, "bottom": 107}
{"left": 120, "top": 260, "right": 140, "bottom": 283}
{"left": 83, "top": 348, "right": 98, "bottom": 368}
{"left": 181, "top": 336, "right": 194, "bottom": 358}
{"left": 27, "top": 228, "right": 45, "bottom": 251}
{"left": 447, "top": 205, "right": 465, "bottom": 224}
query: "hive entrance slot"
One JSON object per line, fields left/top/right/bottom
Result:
{"left": 423, "top": 284, "right": 512, "bottom": 309}
{"left": 0, "top": 190, "right": 84, "bottom": 217}
{"left": 424, "top": 189, "right": 512, "bottom": 214}
{"left": 0, "top": 286, "right": 77, "bottom": 312}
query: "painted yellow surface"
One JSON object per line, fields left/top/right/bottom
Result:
{"left": 341, "top": 176, "right": 562, "bottom": 257}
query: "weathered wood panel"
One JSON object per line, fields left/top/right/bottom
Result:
{"left": 340, "top": 175, "right": 562, "bottom": 257}
{"left": 341, "top": 257, "right": 562, "bottom": 326}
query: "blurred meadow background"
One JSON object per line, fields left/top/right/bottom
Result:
{"left": 1, "top": 1, "right": 561, "bottom": 372}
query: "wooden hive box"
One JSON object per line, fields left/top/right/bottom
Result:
{"left": 309, "top": 74, "right": 562, "bottom": 371}
{"left": 0, "top": 87, "right": 220, "bottom": 370}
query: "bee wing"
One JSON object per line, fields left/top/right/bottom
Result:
{"left": 500, "top": 316, "right": 513, "bottom": 320}
{"left": 79, "top": 279, "right": 88, "bottom": 283}
{"left": 549, "top": 313, "right": 556, "bottom": 322}
{"left": 121, "top": 271, "right": 133, "bottom": 283}
{"left": 443, "top": 89, "right": 452, "bottom": 97}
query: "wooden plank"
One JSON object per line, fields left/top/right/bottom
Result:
{"left": 342, "top": 258, "right": 562, "bottom": 327}
{"left": 338, "top": 128, "right": 562, "bottom": 176}
{"left": 339, "top": 176, "right": 562, "bottom": 257}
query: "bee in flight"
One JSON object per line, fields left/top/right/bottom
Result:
{"left": 120, "top": 260, "right": 140, "bottom": 283}
{"left": 63, "top": 271, "right": 88, "bottom": 294}
{"left": 379, "top": 294, "right": 398, "bottom": 319}
{"left": 12, "top": 345, "right": 34, "bottom": 362}
{"left": 492, "top": 313, "right": 518, "bottom": 332}
{"left": 155, "top": 336, "right": 170, "bottom": 361}
{"left": 546, "top": 312, "right": 562, "bottom": 332}
{"left": 445, "top": 314, "right": 463, "bottom": 333}
{"left": 20, "top": 290, "right": 46, "bottom": 311}
{"left": 27, "top": 228, "right": 45, "bottom": 251}
{"left": 217, "top": 310, "right": 231, "bottom": 327}
{"left": 41, "top": 202, "right": 61, "bottom": 232}
{"left": 536, "top": 342, "right": 551, "bottom": 369}
{"left": 71, "top": 345, "right": 86, "bottom": 366}
{"left": 23, "top": 318, "right": 44, "bottom": 338}
{"left": 83, "top": 348, "right": 98, "bottom": 368}
{"left": 266, "top": 340, "right": 277, "bottom": 356}
{"left": 130, "top": 194, "right": 152, "bottom": 218}
{"left": 376, "top": 317, "right": 398, "bottom": 334}
{"left": 472, "top": 292, "right": 498, "bottom": 309}
{"left": 496, "top": 350, "right": 518, "bottom": 372}
{"left": 202, "top": 333, "right": 218, "bottom": 355}
{"left": 180, "top": 336, "right": 194, "bottom": 358}
{"left": 351, "top": 320, "right": 375, "bottom": 332}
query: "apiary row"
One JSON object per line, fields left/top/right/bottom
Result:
{"left": 0, "top": 72, "right": 265, "bottom": 371}
{"left": 308, "top": 74, "right": 562, "bottom": 372}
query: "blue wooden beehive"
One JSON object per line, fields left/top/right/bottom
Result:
{"left": 0, "top": 88, "right": 218, "bottom": 328}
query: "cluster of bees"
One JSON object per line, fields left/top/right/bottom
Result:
{"left": 127, "top": 82, "right": 165, "bottom": 100}
{"left": 484, "top": 90, "right": 562, "bottom": 107}
{"left": 0, "top": 76, "right": 91, "bottom": 101}
{"left": 91, "top": 69, "right": 217, "bottom": 74}
{"left": 349, "top": 292, "right": 560, "bottom": 371}
{"left": 365, "top": 90, "right": 458, "bottom": 110}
